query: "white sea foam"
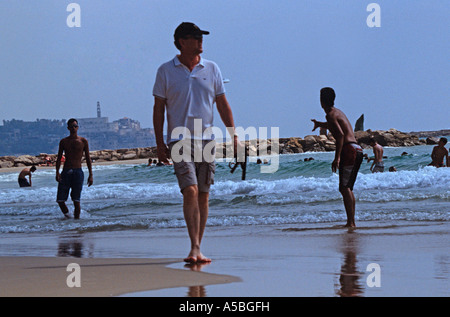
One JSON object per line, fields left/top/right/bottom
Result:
{"left": 1, "top": 167, "right": 449, "bottom": 205}
{"left": 1, "top": 147, "right": 448, "bottom": 234}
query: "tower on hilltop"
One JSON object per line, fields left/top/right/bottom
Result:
{"left": 97, "top": 101, "right": 101, "bottom": 118}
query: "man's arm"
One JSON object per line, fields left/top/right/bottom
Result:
{"left": 326, "top": 114, "right": 344, "bottom": 173}
{"left": 311, "top": 119, "right": 328, "bottom": 132}
{"left": 446, "top": 149, "right": 449, "bottom": 167}
{"left": 431, "top": 147, "right": 437, "bottom": 162}
{"left": 153, "top": 96, "right": 170, "bottom": 164}
{"left": 216, "top": 94, "right": 235, "bottom": 131}
{"left": 55, "top": 140, "right": 64, "bottom": 182}
{"left": 84, "top": 138, "right": 93, "bottom": 186}
{"left": 216, "top": 94, "right": 239, "bottom": 152}
{"left": 369, "top": 147, "right": 377, "bottom": 171}
{"left": 370, "top": 149, "right": 376, "bottom": 171}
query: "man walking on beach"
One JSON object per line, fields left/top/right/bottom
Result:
{"left": 55, "top": 118, "right": 93, "bottom": 219}
{"left": 18, "top": 165, "right": 36, "bottom": 187}
{"left": 429, "top": 137, "right": 449, "bottom": 167}
{"left": 153, "top": 22, "right": 238, "bottom": 263}
{"left": 311, "top": 87, "right": 363, "bottom": 227}
{"left": 369, "top": 138, "right": 384, "bottom": 173}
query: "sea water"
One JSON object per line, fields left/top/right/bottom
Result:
{"left": 0, "top": 144, "right": 448, "bottom": 235}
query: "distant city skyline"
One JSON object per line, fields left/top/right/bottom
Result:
{"left": 0, "top": 113, "right": 155, "bottom": 156}
{"left": 1, "top": 1, "right": 449, "bottom": 138}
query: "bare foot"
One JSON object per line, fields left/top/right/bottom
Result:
{"left": 183, "top": 256, "right": 197, "bottom": 263}
{"left": 184, "top": 249, "right": 212, "bottom": 263}
{"left": 196, "top": 254, "right": 212, "bottom": 263}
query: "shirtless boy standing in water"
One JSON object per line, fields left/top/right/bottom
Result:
{"left": 311, "top": 87, "right": 363, "bottom": 227}
{"left": 55, "top": 118, "right": 93, "bottom": 219}
{"left": 430, "top": 137, "right": 449, "bottom": 168}
{"left": 369, "top": 138, "right": 384, "bottom": 173}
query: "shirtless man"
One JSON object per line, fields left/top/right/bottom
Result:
{"left": 430, "top": 137, "right": 449, "bottom": 168}
{"left": 55, "top": 118, "right": 93, "bottom": 219}
{"left": 18, "top": 165, "right": 36, "bottom": 187}
{"left": 311, "top": 87, "right": 363, "bottom": 227}
{"left": 369, "top": 138, "right": 384, "bottom": 173}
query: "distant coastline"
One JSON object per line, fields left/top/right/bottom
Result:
{"left": 0, "top": 128, "right": 448, "bottom": 169}
{"left": 408, "top": 129, "right": 450, "bottom": 138}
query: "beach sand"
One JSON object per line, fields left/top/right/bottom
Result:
{"left": 0, "top": 220, "right": 448, "bottom": 297}
{"left": 0, "top": 256, "right": 239, "bottom": 297}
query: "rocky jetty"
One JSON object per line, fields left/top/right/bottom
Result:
{"left": 408, "top": 129, "right": 450, "bottom": 138}
{"left": 0, "top": 129, "right": 432, "bottom": 168}
{"left": 217, "top": 128, "right": 426, "bottom": 156}
{"left": 0, "top": 147, "right": 158, "bottom": 168}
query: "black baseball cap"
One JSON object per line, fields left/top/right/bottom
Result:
{"left": 174, "top": 22, "right": 210, "bottom": 40}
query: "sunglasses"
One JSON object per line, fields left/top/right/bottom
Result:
{"left": 184, "top": 34, "right": 203, "bottom": 40}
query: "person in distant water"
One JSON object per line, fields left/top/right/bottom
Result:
{"left": 55, "top": 118, "right": 93, "bottom": 219}
{"left": 153, "top": 22, "right": 239, "bottom": 263}
{"left": 311, "top": 87, "right": 363, "bottom": 228}
{"left": 156, "top": 160, "right": 165, "bottom": 166}
{"left": 429, "top": 137, "right": 449, "bottom": 167}
{"left": 18, "top": 165, "right": 36, "bottom": 187}
{"left": 369, "top": 138, "right": 384, "bottom": 173}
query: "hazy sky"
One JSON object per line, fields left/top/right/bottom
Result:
{"left": 1, "top": 0, "right": 449, "bottom": 138}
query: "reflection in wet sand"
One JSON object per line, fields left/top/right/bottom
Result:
{"left": 184, "top": 262, "right": 211, "bottom": 297}
{"left": 57, "top": 234, "right": 94, "bottom": 258}
{"left": 336, "top": 231, "right": 364, "bottom": 297}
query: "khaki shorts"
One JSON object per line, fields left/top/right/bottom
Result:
{"left": 169, "top": 140, "right": 216, "bottom": 193}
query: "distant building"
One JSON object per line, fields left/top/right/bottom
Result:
{"left": 77, "top": 117, "right": 113, "bottom": 133}
{"left": 77, "top": 102, "right": 155, "bottom": 151}
{"left": 0, "top": 102, "right": 156, "bottom": 156}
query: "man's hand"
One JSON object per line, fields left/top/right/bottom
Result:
{"left": 55, "top": 172, "right": 61, "bottom": 183}
{"left": 311, "top": 119, "right": 320, "bottom": 131}
{"left": 332, "top": 158, "right": 340, "bottom": 173}
{"left": 157, "top": 143, "right": 171, "bottom": 164}
{"left": 87, "top": 175, "right": 93, "bottom": 187}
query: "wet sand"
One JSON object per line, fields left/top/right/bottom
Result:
{"left": 0, "top": 220, "right": 448, "bottom": 297}
{"left": 0, "top": 256, "right": 239, "bottom": 297}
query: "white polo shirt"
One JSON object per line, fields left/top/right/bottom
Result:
{"left": 153, "top": 56, "right": 226, "bottom": 144}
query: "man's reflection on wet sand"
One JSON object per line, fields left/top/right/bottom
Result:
{"left": 184, "top": 262, "right": 211, "bottom": 297}
{"left": 57, "top": 234, "right": 93, "bottom": 258}
{"left": 336, "top": 231, "right": 364, "bottom": 297}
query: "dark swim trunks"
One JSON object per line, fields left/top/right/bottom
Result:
{"left": 339, "top": 142, "right": 363, "bottom": 191}
{"left": 18, "top": 177, "right": 31, "bottom": 187}
{"left": 56, "top": 168, "right": 84, "bottom": 202}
